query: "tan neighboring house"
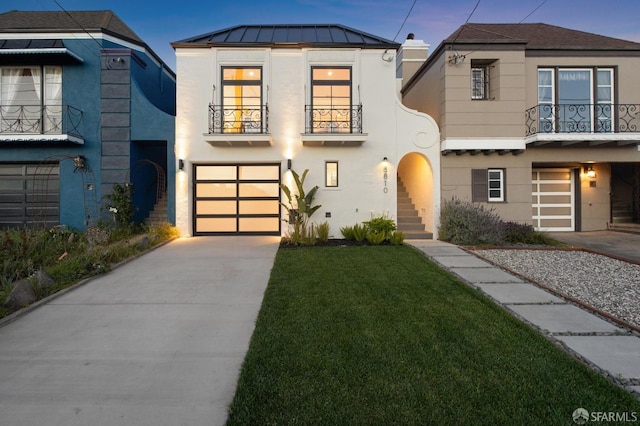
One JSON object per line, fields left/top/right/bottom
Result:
{"left": 401, "top": 23, "right": 640, "bottom": 232}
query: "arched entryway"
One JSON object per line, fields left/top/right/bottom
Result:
{"left": 397, "top": 152, "right": 435, "bottom": 238}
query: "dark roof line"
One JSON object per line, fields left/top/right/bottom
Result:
{"left": 444, "top": 23, "right": 640, "bottom": 50}
{"left": 0, "top": 10, "right": 175, "bottom": 76}
{"left": 172, "top": 24, "right": 399, "bottom": 48}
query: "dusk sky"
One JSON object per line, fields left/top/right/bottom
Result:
{"left": 4, "top": 0, "right": 640, "bottom": 71}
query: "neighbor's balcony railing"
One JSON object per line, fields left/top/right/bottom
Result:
{"left": 305, "top": 105, "right": 363, "bottom": 134}
{"left": 525, "top": 103, "right": 640, "bottom": 136}
{"left": 208, "top": 104, "right": 269, "bottom": 134}
{"left": 0, "top": 104, "right": 83, "bottom": 138}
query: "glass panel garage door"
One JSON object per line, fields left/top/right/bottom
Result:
{"left": 532, "top": 169, "right": 574, "bottom": 231}
{"left": 0, "top": 163, "right": 59, "bottom": 228}
{"left": 194, "top": 164, "right": 281, "bottom": 235}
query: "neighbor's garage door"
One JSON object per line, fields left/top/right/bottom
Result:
{"left": 194, "top": 164, "right": 281, "bottom": 235}
{"left": 0, "top": 163, "right": 59, "bottom": 228}
{"left": 532, "top": 168, "right": 574, "bottom": 231}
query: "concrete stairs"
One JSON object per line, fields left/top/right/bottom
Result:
{"left": 397, "top": 178, "right": 432, "bottom": 239}
{"left": 611, "top": 197, "right": 634, "bottom": 224}
{"left": 144, "top": 193, "right": 168, "bottom": 226}
{"left": 608, "top": 196, "right": 639, "bottom": 233}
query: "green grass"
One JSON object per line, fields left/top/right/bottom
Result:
{"left": 227, "top": 246, "right": 640, "bottom": 425}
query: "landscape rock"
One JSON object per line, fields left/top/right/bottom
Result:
{"left": 3, "top": 279, "right": 37, "bottom": 310}
{"left": 32, "top": 269, "right": 55, "bottom": 289}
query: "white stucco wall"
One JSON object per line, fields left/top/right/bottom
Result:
{"left": 175, "top": 45, "right": 440, "bottom": 237}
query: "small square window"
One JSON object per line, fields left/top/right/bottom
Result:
{"left": 325, "top": 161, "right": 338, "bottom": 187}
{"left": 488, "top": 169, "right": 505, "bottom": 202}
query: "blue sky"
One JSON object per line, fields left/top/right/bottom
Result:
{"left": 4, "top": 0, "right": 640, "bottom": 71}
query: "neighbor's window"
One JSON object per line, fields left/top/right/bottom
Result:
{"left": 0, "top": 66, "right": 62, "bottom": 134}
{"left": 325, "top": 161, "right": 338, "bottom": 187}
{"left": 487, "top": 169, "right": 505, "bottom": 202}
{"left": 310, "top": 66, "right": 352, "bottom": 133}
{"left": 472, "top": 168, "right": 505, "bottom": 202}
{"left": 221, "top": 67, "right": 263, "bottom": 133}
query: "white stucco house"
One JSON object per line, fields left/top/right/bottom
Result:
{"left": 171, "top": 25, "right": 439, "bottom": 238}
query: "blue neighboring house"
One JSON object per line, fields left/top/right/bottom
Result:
{"left": 0, "top": 10, "right": 175, "bottom": 230}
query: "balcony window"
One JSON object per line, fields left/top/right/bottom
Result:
{"left": 537, "top": 67, "right": 614, "bottom": 133}
{"left": 219, "top": 67, "right": 264, "bottom": 133}
{"left": 0, "top": 66, "right": 62, "bottom": 134}
{"left": 309, "top": 66, "right": 354, "bottom": 133}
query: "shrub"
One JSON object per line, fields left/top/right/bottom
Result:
{"left": 389, "top": 230, "right": 406, "bottom": 246}
{"left": 439, "top": 198, "right": 504, "bottom": 245}
{"left": 340, "top": 226, "right": 355, "bottom": 240}
{"left": 364, "top": 215, "right": 396, "bottom": 237}
{"left": 502, "top": 221, "right": 559, "bottom": 246}
{"left": 366, "top": 231, "right": 387, "bottom": 245}
{"left": 352, "top": 224, "right": 368, "bottom": 242}
{"left": 106, "top": 183, "right": 136, "bottom": 228}
{"left": 316, "top": 222, "right": 330, "bottom": 243}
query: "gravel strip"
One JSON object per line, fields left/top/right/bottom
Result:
{"left": 472, "top": 249, "right": 640, "bottom": 329}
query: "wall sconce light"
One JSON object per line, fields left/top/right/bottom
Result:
{"left": 383, "top": 156, "right": 388, "bottom": 162}
{"left": 584, "top": 165, "right": 596, "bottom": 179}
{"left": 287, "top": 159, "right": 292, "bottom": 170}
{"left": 179, "top": 159, "right": 184, "bottom": 170}
{"left": 73, "top": 155, "right": 86, "bottom": 171}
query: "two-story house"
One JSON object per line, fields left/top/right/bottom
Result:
{"left": 0, "top": 10, "right": 176, "bottom": 230}
{"left": 172, "top": 25, "right": 440, "bottom": 237}
{"left": 401, "top": 23, "right": 640, "bottom": 232}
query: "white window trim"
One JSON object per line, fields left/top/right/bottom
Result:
{"left": 487, "top": 168, "right": 505, "bottom": 202}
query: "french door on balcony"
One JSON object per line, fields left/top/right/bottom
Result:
{"left": 0, "top": 66, "right": 62, "bottom": 134}
{"left": 220, "top": 67, "right": 263, "bottom": 133}
{"left": 538, "top": 68, "right": 613, "bottom": 133}
{"left": 193, "top": 164, "right": 280, "bottom": 235}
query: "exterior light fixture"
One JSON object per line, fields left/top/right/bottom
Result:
{"left": 179, "top": 159, "right": 185, "bottom": 170}
{"left": 383, "top": 156, "right": 388, "bottom": 162}
{"left": 287, "top": 159, "right": 292, "bottom": 170}
{"left": 584, "top": 165, "right": 596, "bottom": 179}
{"left": 73, "top": 155, "right": 86, "bottom": 170}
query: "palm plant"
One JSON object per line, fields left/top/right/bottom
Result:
{"left": 280, "top": 169, "right": 321, "bottom": 243}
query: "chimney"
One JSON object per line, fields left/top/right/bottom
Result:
{"left": 396, "top": 33, "right": 429, "bottom": 86}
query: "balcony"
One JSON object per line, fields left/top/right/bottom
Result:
{"left": 302, "top": 105, "right": 367, "bottom": 147}
{"left": 206, "top": 104, "right": 271, "bottom": 147}
{"left": 0, "top": 104, "right": 83, "bottom": 144}
{"left": 525, "top": 104, "right": 640, "bottom": 147}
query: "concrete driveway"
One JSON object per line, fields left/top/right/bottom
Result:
{"left": 0, "top": 236, "right": 280, "bottom": 426}
{"left": 549, "top": 230, "right": 640, "bottom": 264}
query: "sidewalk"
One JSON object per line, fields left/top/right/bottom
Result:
{"left": 0, "top": 236, "right": 280, "bottom": 426}
{"left": 408, "top": 240, "right": 640, "bottom": 399}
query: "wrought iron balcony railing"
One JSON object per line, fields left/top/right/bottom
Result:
{"left": 0, "top": 104, "right": 83, "bottom": 138}
{"left": 208, "top": 104, "right": 269, "bottom": 134}
{"left": 525, "top": 103, "right": 640, "bottom": 136}
{"left": 305, "top": 105, "right": 363, "bottom": 134}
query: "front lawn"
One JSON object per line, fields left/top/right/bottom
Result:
{"left": 227, "top": 245, "right": 640, "bottom": 425}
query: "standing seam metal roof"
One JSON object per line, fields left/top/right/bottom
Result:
{"left": 173, "top": 24, "right": 399, "bottom": 48}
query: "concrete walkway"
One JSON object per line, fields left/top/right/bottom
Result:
{"left": 0, "top": 236, "right": 280, "bottom": 426}
{"left": 408, "top": 240, "right": 640, "bottom": 399}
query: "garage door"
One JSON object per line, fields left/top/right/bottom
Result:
{"left": 532, "top": 168, "right": 574, "bottom": 231}
{"left": 194, "top": 164, "right": 281, "bottom": 235}
{"left": 0, "top": 163, "right": 59, "bottom": 228}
